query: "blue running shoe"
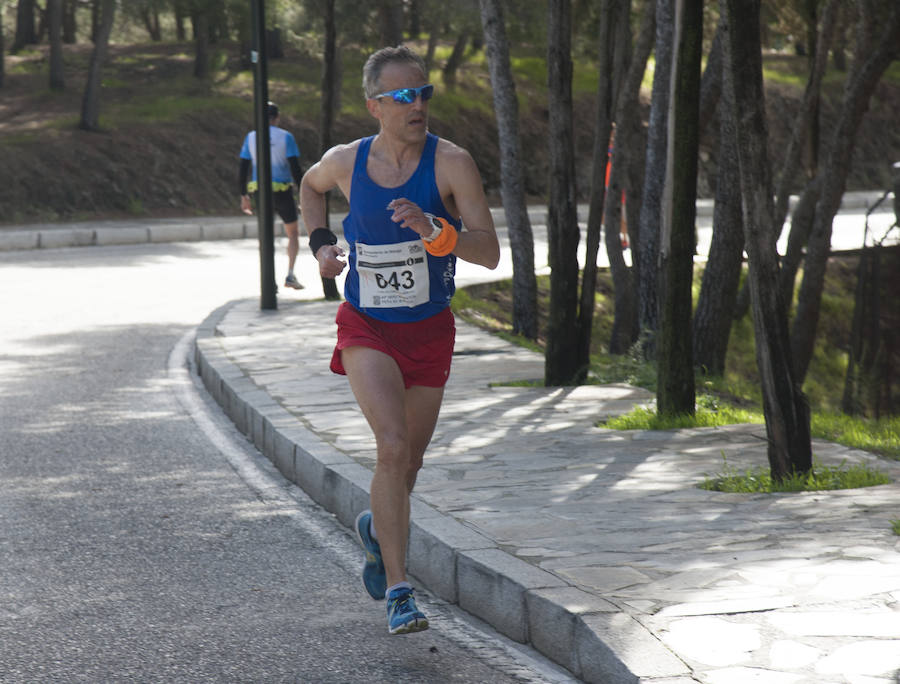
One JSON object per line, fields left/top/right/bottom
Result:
{"left": 387, "top": 587, "right": 429, "bottom": 635}
{"left": 284, "top": 273, "right": 304, "bottom": 290}
{"left": 355, "top": 510, "right": 386, "bottom": 600}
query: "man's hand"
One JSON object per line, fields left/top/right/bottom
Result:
{"left": 240, "top": 195, "right": 253, "bottom": 216}
{"left": 387, "top": 198, "right": 432, "bottom": 238}
{"left": 316, "top": 244, "right": 347, "bottom": 279}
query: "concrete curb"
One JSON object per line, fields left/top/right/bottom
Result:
{"left": 0, "top": 218, "right": 257, "bottom": 252}
{"left": 2, "top": 191, "right": 893, "bottom": 253}
{"left": 192, "top": 299, "right": 691, "bottom": 683}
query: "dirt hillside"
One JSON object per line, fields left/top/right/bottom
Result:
{"left": 1, "top": 42, "right": 898, "bottom": 226}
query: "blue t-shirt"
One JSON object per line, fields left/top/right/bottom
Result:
{"left": 342, "top": 133, "right": 460, "bottom": 323}
{"left": 240, "top": 126, "right": 300, "bottom": 185}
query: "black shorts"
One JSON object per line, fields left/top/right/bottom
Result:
{"left": 251, "top": 188, "right": 298, "bottom": 225}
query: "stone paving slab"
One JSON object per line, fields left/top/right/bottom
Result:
{"left": 194, "top": 297, "right": 900, "bottom": 684}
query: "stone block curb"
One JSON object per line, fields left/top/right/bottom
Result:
{"left": 41, "top": 228, "right": 96, "bottom": 249}
{"left": 456, "top": 547, "right": 568, "bottom": 643}
{"left": 201, "top": 222, "right": 250, "bottom": 241}
{"left": 0, "top": 231, "right": 39, "bottom": 250}
{"left": 191, "top": 298, "right": 687, "bottom": 683}
{"left": 149, "top": 223, "right": 203, "bottom": 243}
{"left": 94, "top": 226, "right": 150, "bottom": 246}
{"left": 576, "top": 613, "right": 689, "bottom": 683}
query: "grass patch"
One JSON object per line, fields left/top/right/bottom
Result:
{"left": 109, "top": 94, "right": 247, "bottom": 124}
{"left": 699, "top": 456, "right": 891, "bottom": 493}
{"left": 453, "top": 254, "right": 899, "bottom": 466}
{"left": 511, "top": 56, "right": 547, "bottom": 87}
{"left": 761, "top": 55, "right": 851, "bottom": 89}
{"left": 604, "top": 394, "right": 763, "bottom": 431}
{"left": 589, "top": 349, "right": 659, "bottom": 389}
{"left": 811, "top": 413, "right": 900, "bottom": 460}
{"left": 100, "top": 77, "right": 131, "bottom": 89}
{"left": 892, "top": 519, "right": 900, "bottom": 535}
{"left": 761, "top": 65, "right": 806, "bottom": 88}
{"left": 125, "top": 196, "right": 145, "bottom": 216}
{"left": 884, "top": 60, "right": 900, "bottom": 84}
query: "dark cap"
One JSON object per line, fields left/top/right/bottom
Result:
{"left": 267, "top": 101, "right": 279, "bottom": 119}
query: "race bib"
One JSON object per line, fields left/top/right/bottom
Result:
{"left": 356, "top": 240, "right": 430, "bottom": 308}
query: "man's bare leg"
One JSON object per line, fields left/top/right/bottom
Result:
{"left": 284, "top": 220, "right": 301, "bottom": 281}
{"left": 341, "top": 345, "right": 443, "bottom": 587}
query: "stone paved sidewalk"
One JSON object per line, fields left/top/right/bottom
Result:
{"left": 195, "top": 296, "right": 900, "bottom": 684}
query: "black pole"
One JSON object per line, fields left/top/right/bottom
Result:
{"left": 251, "top": 0, "right": 277, "bottom": 310}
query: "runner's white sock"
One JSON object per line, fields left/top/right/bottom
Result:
{"left": 369, "top": 517, "right": 377, "bottom": 541}
{"left": 387, "top": 581, "right": 412, "bottom": 596}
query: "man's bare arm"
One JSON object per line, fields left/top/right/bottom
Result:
{"left": 299, "top": 145, "right": 354, "bottom": 278}
{"left": 388, "top": 145, "right": 499, "bottom": 270}
{"left": 437, "top": 143, "right": 500, "bottom": 269}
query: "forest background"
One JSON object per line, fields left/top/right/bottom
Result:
{"left": 2, "top": 0, "right": 899, "bottom": 476}
{"left": 1, "top": 1, "right": 897, "bottom": 224}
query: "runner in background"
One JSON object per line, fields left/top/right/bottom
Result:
{"left": 239, "top": 102, "right": 305, "bottom": 290}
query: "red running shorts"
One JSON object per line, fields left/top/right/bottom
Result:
{"left": 330, "top": 302, "right": 456, "bottom": 388}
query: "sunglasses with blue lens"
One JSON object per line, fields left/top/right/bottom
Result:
{"left": 372, "top": 84, "right": 434, "bottom": 104}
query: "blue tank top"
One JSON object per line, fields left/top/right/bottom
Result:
{"left": 342, "top": 133, "right": 460, "bottom": 323}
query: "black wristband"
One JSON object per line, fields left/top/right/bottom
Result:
{"left": 309, "top": 227, "right": 338, "bottom": 256}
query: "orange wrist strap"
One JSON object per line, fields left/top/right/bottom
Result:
{"left": 424, "top": 218, "right": 458, "bottom": 256}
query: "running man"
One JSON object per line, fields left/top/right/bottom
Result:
{"left": 299, "top": 46, "right": 499, "bottom": 634}
{"left": 239, "top": 101, "right": 305, "bottom": 290}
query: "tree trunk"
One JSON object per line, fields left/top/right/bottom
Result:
{"left": 842, "top": 244, "right": 883, "bottom": 417}
{"left": 193, "top": 6, "right": 210, "bottom": 79}
{"left": 722, "top": 0, "right": 811, "bottom": 481}
{"left": 424, "top": 26, "right": 438, "bottom": 78}
{"left": 731, "top": 0, "right": 837, "bottom": 329}
{"left": 319, "top": 0, "right": 336, "bottom": 156}
{"left": 79, "top": 0, "right": 116, "bottom": 131}
{"left": 141, "top": 5, "right": 163, "bottom": 41}
{"left": 175, "top": 0, "right": 187, "bottom": 41}
{"left": 442, "top": 31, "right": 470, "bottom": 88}
{"left": 692, "top": 65, "right": 743, "bottom": 376}
{"left": 545, "top": 0, "right": 582, "bottom": 385}
{"left": 377, "top": 0, "right": 403, "bottom": 47}
{"left": 801, "top": 0, "right": 820, "bottom": 180}
{"left": 697, "top": 20, "right": 723, "bottom": 139}
{"left": 773, "top": 0, "right": 837, "bottom": 236}
{"left": 48, "top": 0, "right": 65, "bottom": 91}
{"left": 585, "top": 1, "right": 617, "bottom": 360}
{"left": 637, "top": 0, "right": 673, "bottom": 357}
{"left": 791, "top": 5, "right": 900, "bottom": 385}
{"left": 408, "top": 0, "right": 421, "bottom": 38}
{"left": 657, "top": 0, "right": 700, "bottom": 417}
{"left": 893, "top": 161, "right": 900, "bottom": 226}
{"left": 777, "top": 175, "right": 821, "bottom": 306}
{"left": 318, "top": 0, "right": 341, "bottom": 301}
{"left": 0, "top": 4, "right": 5, "bottom": 89}
{"left": 478, "top": 0, "right": 538, "bottom": 340}
{"left": 603, "top": 1, "right": 654, "bottom": 355}
{"left": 35, "top": 0, "right": 47, "bottom": 42}
{"left": 831, "top": 9, "right": 847, "bottom": 72}
{"left": 266, "top": 28, "right": 284, "bottom": 58}
{"left": 91, "top": 0, "right": 99, "bottom": 43}
{"left": 62, "top": 0, "right": 77, "bottom": 43}
{"left": 12, "top": 0, "right": 38, "bottom": 53}
{"left": 469, "top": 32, "right": 484, "bottom": 54}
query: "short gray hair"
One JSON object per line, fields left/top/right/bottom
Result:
{"left": 362, "top": 45, "right": 427, "bottom": 99}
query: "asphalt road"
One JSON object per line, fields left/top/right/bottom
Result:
{"left": 0, "top": 240, "right": 575, "bottom": 683}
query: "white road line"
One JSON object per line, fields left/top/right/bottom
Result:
{"left": 168, "top": 327, "right": 578, "bottom": 684}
